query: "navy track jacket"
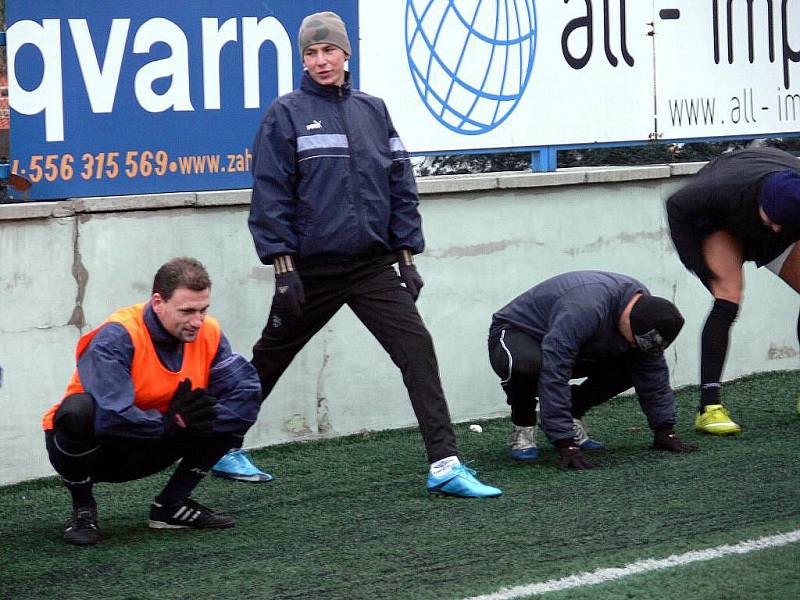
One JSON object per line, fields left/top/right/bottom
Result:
{"left": 491, "top": 271, "right": 677, "bottom": 441}
{"left": 249, "top": 71, "right": 424, "bottom": 264}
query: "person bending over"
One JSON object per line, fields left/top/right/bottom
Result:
{"left": 488, "top": 271, "right": 697, "bottom": 469}
{"left": 667, "top": 147, "right": 800, "bottom": 433}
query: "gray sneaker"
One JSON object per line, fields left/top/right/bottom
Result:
{"left": 572, "top": 418, "right": 606, "bottom": 450}
{"left": 508, "top": 425, "right": 540, "bottom": 461}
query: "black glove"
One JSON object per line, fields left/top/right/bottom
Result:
{"left": 652, "top": 428, "right": 698, "bottom": 453}
{"left": 165, "top": 379, "right": 217, "bottom": 436}
{"left": 397, "top": 250, "right": 424, "bottom": 302}
{"left": 273, "top": 256, "right": 305, "bottom": 318}
{"left": 555, "top": 439, "right": 598, "bottom": 470}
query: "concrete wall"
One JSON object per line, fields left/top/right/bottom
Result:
{"left": 1, "top": 165, "right": 797, "bottom": 484}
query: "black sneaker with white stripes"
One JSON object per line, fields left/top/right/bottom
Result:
{"left": 64, "top": 506, "right": 100, "bottom": 546}
{"left": 148, "top": 498, "right": 235, "bottom": 530}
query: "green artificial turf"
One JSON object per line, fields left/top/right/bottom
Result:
{"left": 1, "top": 371, "right": 798, "bottom": 599}
{"left": 534, "top": 543, "right": 799, "bottom": 600}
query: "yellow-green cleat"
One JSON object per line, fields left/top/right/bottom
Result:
{"left": 695, "top": 404, "right": 741, "bottom": 435}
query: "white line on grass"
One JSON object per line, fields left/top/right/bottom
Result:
{"left": 464, "top": 529, "right": 800, "bottom": 600}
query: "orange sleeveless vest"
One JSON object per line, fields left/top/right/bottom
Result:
{"left": 42, "top": 303, "right": 221, "bottom": 431}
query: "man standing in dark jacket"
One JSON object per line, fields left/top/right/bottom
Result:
{"left": 666, "top": 147, "right": 800, "bottom": 434}
{"left": 488, "top": 271, "right": 697, "bottom": 469}
{"left": 43, "top": 257, "right": 263, "bottom": 545}
{"left": 248, "top": 12, "right": 500, "bottom": 498}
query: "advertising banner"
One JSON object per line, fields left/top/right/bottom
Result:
{"left": 654, "top": 0, "right": 800, "bottom": 140}
{"left": 361, "top": 0, "right": 656, "bottom": 150}
{"left": 8, "top": 0, "right": 800, "bottom": 200}
{"left": 361, "top": 0, "right": 799, "bottom": 153}
{"left": 7, "top": 1, "right": 359, "bottom": 200}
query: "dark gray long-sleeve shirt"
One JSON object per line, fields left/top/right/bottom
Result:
{"left": 490, "top": 271, "right": 676, "bottom": 441}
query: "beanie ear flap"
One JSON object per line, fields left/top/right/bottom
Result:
{"left": 633, "top": 329, "right": 667, "bottom": 355}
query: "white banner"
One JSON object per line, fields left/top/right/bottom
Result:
{"left": 655, "top": 0, "right": 800, "bottom": 139}
{"left": 359, "top": 0, "right": 800, "bottom": 153}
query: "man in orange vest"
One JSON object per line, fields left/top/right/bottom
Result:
{"left": 43, "top": 257, "right": 263, "bottom": 545}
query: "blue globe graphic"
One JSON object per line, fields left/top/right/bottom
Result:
{"left": 405, "top": 0, "right": 537, "bottom": 135}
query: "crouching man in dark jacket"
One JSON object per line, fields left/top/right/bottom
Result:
{"left": 488, "top": 271, "right": 697, "bottom": 469}
{"left": 43, "top": 257, "right": 263, "bottom": 545}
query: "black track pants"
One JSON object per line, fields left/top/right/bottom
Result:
{"left": 488, "top": 326, "right": 632, "bottom": 425}
{"left": 251, "top": 256, "right": 458, "bottom": 463}
{"left": 46, "top": 394, "right": 236, "bottom": 485}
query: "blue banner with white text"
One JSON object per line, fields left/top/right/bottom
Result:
{"left": 7, "top": 1, "right": 359, "bottom": 200}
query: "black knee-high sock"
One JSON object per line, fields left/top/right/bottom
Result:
{"left": 155, "top": 435, "right": 235, "bottom": 506}
{"left": 155, "top": 461, "right": 208, "bottom": 507}
{"left": 53, "top": 431, "right": 100, "bottom": 509}
{"left": 570, "top": 384, "right": 592, "bottom": 420}
{"left": 510, "top": 399, "right": 537, "bottom": 427}
{"left": 700, "top": 299, "right": 739, "bottom": 408}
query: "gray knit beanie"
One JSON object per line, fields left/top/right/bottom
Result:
{"left": 298, "top": 11, "right": 351, "bottom": 57}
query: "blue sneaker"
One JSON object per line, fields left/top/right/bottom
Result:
{"left": 508, "top": 425, "right": 540, "bottom": 461}
{"left": 211, "top": 449, "right": 273, "bottom": 483}
{"left": 426, "top": 464, "right": 502, "bottom": 498}
{"left": 573, "top": 418, "right": 606, "bottom": 450}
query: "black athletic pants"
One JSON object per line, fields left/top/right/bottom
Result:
{"left": 46, "top": 394, "right": 235, "bottom": 489}
{"left": 251, "top": 256, "right": 458, "bottom": 463}
{"left": 488, "top": 326, "right": 632, "bottom": 426}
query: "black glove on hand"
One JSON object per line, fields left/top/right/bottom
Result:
{"left": 273, "top": 256, "right": 305, "bottom": 318}
{"left": 165, "top": 379, "right": 217, "bottom": 436}
{"left": 652, "top": 428, "right": 698, "bottom": 453}
{"left": 397, "top": 250, "right": 424, "bottom": 302}
{"left": 181, "top": 391, "right": 217, "bottom": 435}
{"left": 555, "top": 439, "right": 598, "bottom": 470}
